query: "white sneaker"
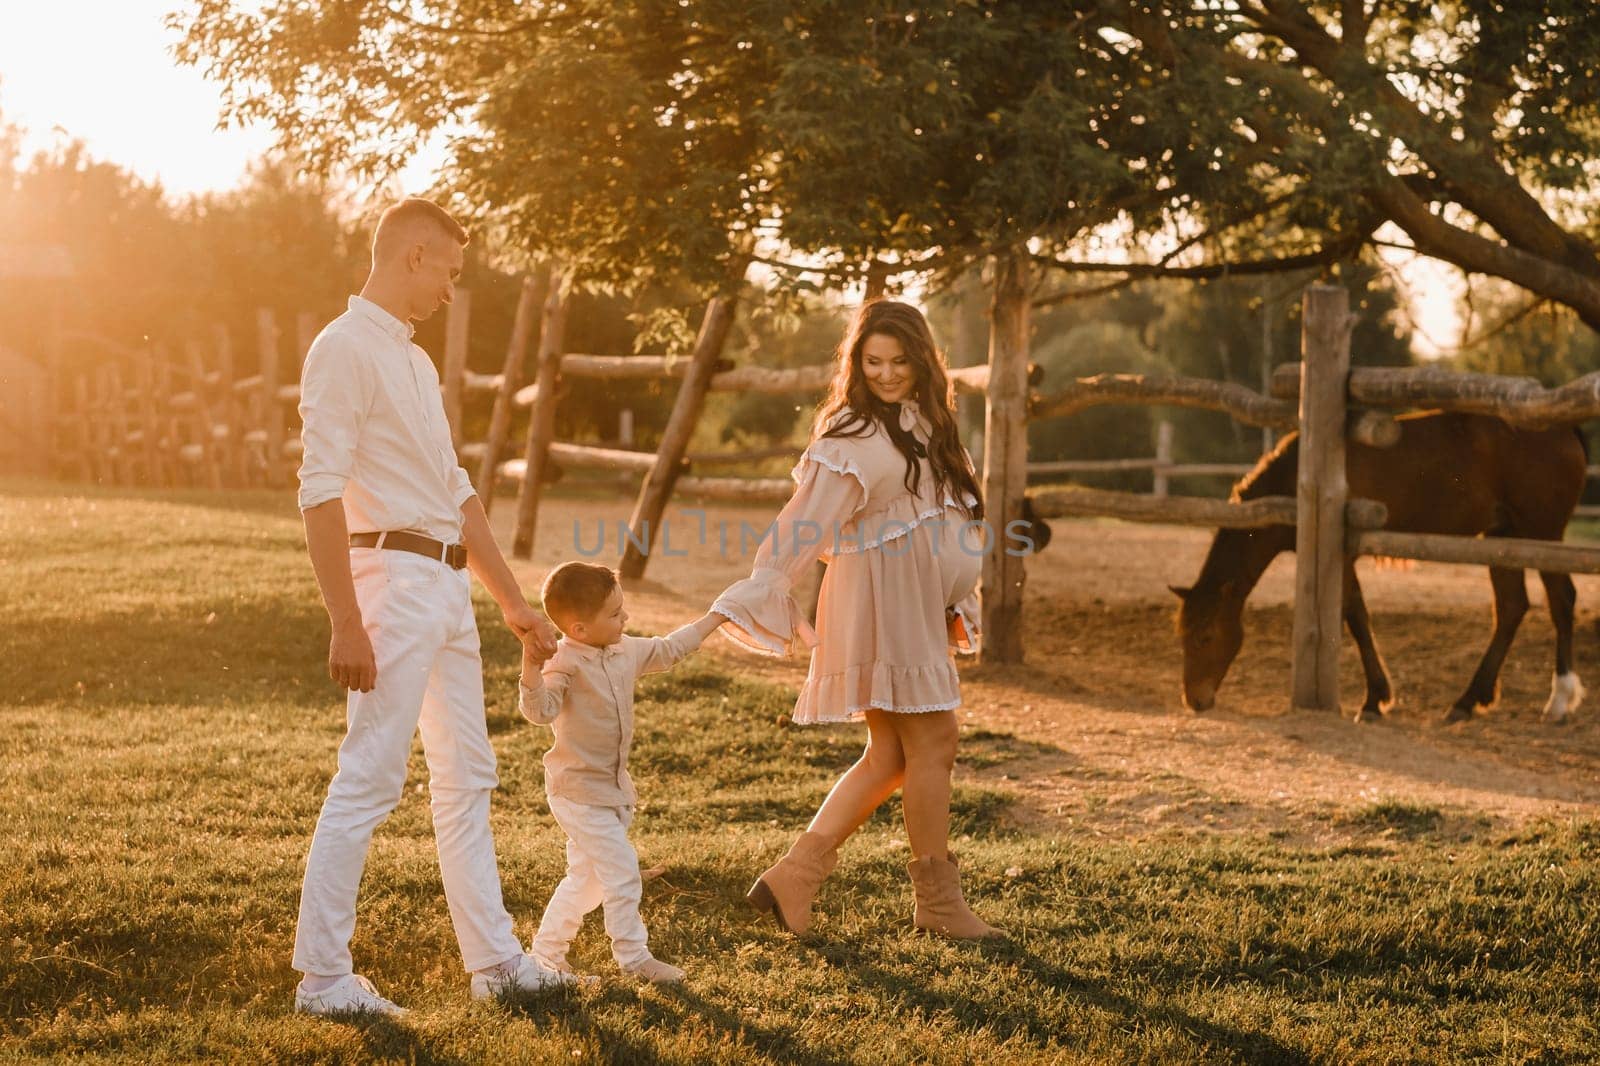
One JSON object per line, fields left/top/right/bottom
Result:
{"left": 470, "top": 953, "right": 588, "bottom": 1000}
{"left": 294, "top": 974, "right": 408, "bottom": 1017}
{"left": 622, "top": 957, "right": 685, "bottom": 985}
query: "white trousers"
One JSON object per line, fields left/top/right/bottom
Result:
{"left": 292, "top": 547, "right": 523, "bottom": 976}
{"left": 531, "top": 796, "right": 650, "bottom": 968}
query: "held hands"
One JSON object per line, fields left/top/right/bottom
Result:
{"left": 329, "top": 621, "right": 377, "bottom": 692}
{"left": 505, "top": 599, "right": 559, "bottom": 659}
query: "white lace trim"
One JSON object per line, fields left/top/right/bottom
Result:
{"left": 710, "top": 603, "right": 789, "bottom": 658}
{"left": 793, "top": 448, "right": 869, "bottom": 497}
{"left": 799, "top": 697, "right": 962, "bottom": 724}
{"left": 833, "top": 497, "right": 969, "bottom": 554}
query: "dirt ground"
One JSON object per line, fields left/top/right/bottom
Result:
{"left": 492, "top": 493, "right": 1600, "bottom": 843}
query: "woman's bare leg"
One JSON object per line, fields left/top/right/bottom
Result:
{"left": 888, "top": 710, "right": 959, "bottom": 861}
{"left": 805, "top": 709, "right": 906, "bottom": 847}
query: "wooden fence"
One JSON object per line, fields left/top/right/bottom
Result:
{"left": 1021, "top": 284, "right": 1600, "bottom": 713}
{"left": 42, "top": 275, "right": 1600, "bottom": 716}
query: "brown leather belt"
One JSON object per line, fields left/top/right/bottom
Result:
{"left": 350, "top": 530, "right": 468, "bottom": 570}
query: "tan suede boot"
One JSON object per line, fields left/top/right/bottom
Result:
{"left": 908, "top": 854, "right": 1004, "bottom": 939}
{"left": 745, "top": 831, "right": 839, "bottom": 934}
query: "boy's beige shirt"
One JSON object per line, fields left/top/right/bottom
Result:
{"left": 518, "top": 624, "right": 705, "bottom": 806}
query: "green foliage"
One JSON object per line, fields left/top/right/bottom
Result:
{"left": 172, "top": 2, "right": 1600, "bottom": 330}
{"left": 1015, "top": 254, "right": 1413, "bottom": 489}
{"left": 0, "top": 119, "right": 682, "bottom": 450}
{"left": 1451, "top": 283, "right": 1600, "bottom": 386}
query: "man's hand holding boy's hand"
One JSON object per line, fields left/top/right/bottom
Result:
{"left": 506, "top": 600, "right": 559, "bottom": 658}
{"left": 520, "top": 628, "right": 557, "bottom": 666}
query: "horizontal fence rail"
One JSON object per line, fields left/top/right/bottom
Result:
{"left": 1027, "top": 484, "right": 1388, "bottom": 531}
{"left": 1271, "top": 363, "right": 1600, "bottom": 428}
{"left": 1031, "top": 373, "right": 1297, "bottom": 429}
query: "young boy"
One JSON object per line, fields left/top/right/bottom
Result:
{"left": 519, "top": 561, "right": 725, "bottom": 984}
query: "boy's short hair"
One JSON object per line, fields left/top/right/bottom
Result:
{"left": 541, "top": 562, "right": 619, "bottom": 631}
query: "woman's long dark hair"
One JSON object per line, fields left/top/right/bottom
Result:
{"left": 811, "top": 300, "right": 984, "bottom": 521}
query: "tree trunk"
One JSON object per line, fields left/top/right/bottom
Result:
{"left": 511, "top": 270, "right": 570, "bottom": 560}
{"left": 980, "top": 253, "right": 1033, "bottom": 664}
{"left": 619, "top": 265, "right": 746, "bottom": 580}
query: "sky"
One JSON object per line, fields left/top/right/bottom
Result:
{"left": 1, "top": 1, "right": 441, "bottom": 196}
{"left": 2, "top": 1, "right": 1461, "bottom": 354}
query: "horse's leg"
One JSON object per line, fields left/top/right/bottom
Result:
{"left": 1538, "top": 570, "right": 1584, "bottom": 723}
{"left": 1344, "top": 566, "right": 1393, "bottom": 722}
{"left": 1445, "top": 566, "right": 1528, "bottom": 723}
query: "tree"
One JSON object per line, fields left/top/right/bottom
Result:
{"left": 174, "top": 2, "right": 1600, "bottom": 333}
{"left": 0, "top": 138, "right": 190, "bottom": 371}
{"left": 1039, "top": 1, "right": 1600, "bottom": 329}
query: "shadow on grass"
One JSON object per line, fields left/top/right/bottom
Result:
{"left": 658, "top": 987, "right": 855, "bottom": 1066}
{"left": 340, "top": 1014, "right": 478, "bottom": 1066}
{"left": 3, "top": 585, "right": 536, "bottom": 713}
{"left": 493, "top": 986, "right": 744, "bottom": 1066}
{"left": 805, "top": 935, "right": 1311, "bottom": 1064}
{"left": 1, "top": 596, "right": 332, "bottom": 707}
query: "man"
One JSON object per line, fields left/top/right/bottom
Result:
{"left": 292, "top": 197, "right": 567, "bottom": 1015}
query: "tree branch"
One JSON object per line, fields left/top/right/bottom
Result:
{"left": 380, "top": 3, "right": 590, "bottom": 38}
{"left": 1237, "top": 2, "right": 1598, "bottom": 273}
{"left": 1032, "top": 237, "right": 1360, "bottom": 290}
{"left": 1367, "top": 172, "right": 1600, "bottom": 331}
{"left": 1206, "top": 37, "right": 1600, "bottom": 330}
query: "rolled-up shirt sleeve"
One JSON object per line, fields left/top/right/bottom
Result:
{"left": 297, "top": 334, "right": 373, "bottom": 511}
{"left": 519, "top": 665, "right": 570, "bottom": 726}
{"left": 449, "top": 463, "right": 476, "bottom": 510}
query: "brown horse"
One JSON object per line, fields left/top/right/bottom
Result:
{"left": 1171, "top": 411, "right": 1587, "bottom": 723}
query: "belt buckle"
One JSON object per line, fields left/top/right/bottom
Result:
{"left": 447, "top": 543, "right": 467, "bottom": 569}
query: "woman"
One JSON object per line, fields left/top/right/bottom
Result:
{"left": 712, "top": 299, "right": 1001, "bottom": 939}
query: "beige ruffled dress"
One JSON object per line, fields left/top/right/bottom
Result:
{"left": 712, "top": 400, "right": 982, "bottom": 724}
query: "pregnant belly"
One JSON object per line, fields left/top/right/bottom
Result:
{"left": 936, "top": 518, "right": 983, "bottom": 605}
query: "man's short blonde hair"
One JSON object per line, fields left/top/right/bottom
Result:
{"left": 372, "top": 197, "right": 469, "bottom": 260}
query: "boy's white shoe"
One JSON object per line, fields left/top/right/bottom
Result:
{"left": 530, "top": 951, "right": 576, "bottom": 976}
{"left": 294, "top": 974, "right": 408, "bottom": 1017}
{"left": 470, "top": 952, "right": 587, "bottom": 1000}
{"left": 622, "top": 957, "right": 685, "bottom": 985}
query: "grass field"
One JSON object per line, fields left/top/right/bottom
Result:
{"left": 3, "top": 481, "right": 1598, "bottom": 1064}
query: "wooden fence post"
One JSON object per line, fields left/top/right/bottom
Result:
{"left": 618, "top": 267, "right": 746, "bottom": 580}
{"left": 257, "top": 309, "right": 283, "bottom": 487}
{"left": 214, "top": 324, "right": 246, "bottom": 487}
{"left": 185, "top": 340, "right": 225, "bottom": 490}
{"left": 1291, "top": 284, "right": 1352, "bottom": 713}
{"left": 154, "top": 346, "right": 183, "bottom": 486}
{"left": 135, "top": 350, "right": 168, "bottom": 486}
{"left": 478, "top": 268, "right": 549, "bottom": 509}
{"left": 443, "top": 288, "right": 472, "bottom": 449}
{"left": 1153, "top": 420, "right": 1173, "bottom": 498}
{"left": 980, "top": 253, "right": 1033, "bottom": 663}
{"left": 511, "top": 270, "right": 570, "bottom": 559}
{"left": 92, "top": 372, "right": 118, "bottom": 485}
{"left": 69, "top": 374, "right": 96, "bottom": 483}
{"left": 104, "top": 365, "right": 131, "bottom": 485}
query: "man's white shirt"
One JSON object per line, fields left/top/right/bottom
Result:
{"left": 297, "top": 295, "right": 475, "bottom": 541}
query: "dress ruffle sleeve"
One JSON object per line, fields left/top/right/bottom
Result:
{"left": 712, "top": 451, "right": 865, "bottom": 657}
{"left": 711, "top": 567, "right": 817, "bottom": 657}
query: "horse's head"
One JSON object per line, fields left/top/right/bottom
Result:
{"left": 1171, "top": 581, "right": 1245, "bottom": 711}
